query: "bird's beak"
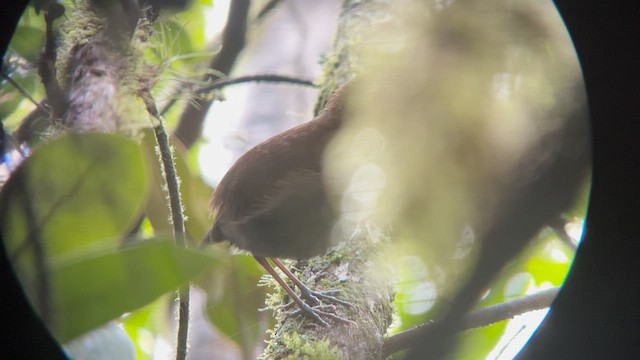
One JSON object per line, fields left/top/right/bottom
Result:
{"left": 200, "top": 223, "right": 223, "bottom": 249}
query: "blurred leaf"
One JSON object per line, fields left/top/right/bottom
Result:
{"left": 120, "top": 296, "right": 171, "bottom": 360}
{"left": 527, "top": 258, "right": 571, "bottom": 287}
{"left": 0, "top": 133, "right": 150, "bottom": 340}
{"left": 524, "top": 233, "right": 574, "bottom": 287}
{"left": 457, "top": 233, "right": 573, "bottom": 359}
{"left": 0, "top": 133, "right": 148, "bottom": 271}
{"left": 455, "top": 283, "right": 509, "bottom": 359}
{"left": 141, "top": 130, "right": 211, "bottom": 243}
{"left": 51, "top": 239, "right": 218, "bottom": 342}
{"left": 173, "top": 1, "right": 208, "bottom": 51}
{"left": 0, "top": 79, "right": 24, "bottom": 118}
{"left": 9, "top": 26, "right": 45, "bottom": 62}
{"left": 457, "top": 322, "right": 507, "bottom": 360}
{"left": 456, "top": 247, "right": 537, "bottom": 359}
{"left": 394, "top": 256, "right": 440, "bottom": 331}
{"left": 204, "top": 255, "right": 267, "bottom": 349}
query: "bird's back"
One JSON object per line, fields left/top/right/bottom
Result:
{"left": 204, "top": 89, "right": 345, "bottom": 259}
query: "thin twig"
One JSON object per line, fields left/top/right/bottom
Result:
{"left": 383, "top": 287, "right": 560, "bottom": 356}
{"left": 1, "top": 71, "right": 49, "bottom": 114}
{"left": 142, "top": 93, "right": 190, "bottom": 360}
{"left": 196, "top": 74, "right": 316, "bottom": 94}
{"left": 160, "top": 74, "right": 316, "bottom": 116}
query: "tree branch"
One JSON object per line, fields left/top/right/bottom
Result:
{"left": 196, "top": 74, "right": 316, "bottom": 93}
{"left": 142, "top": 93, "right": 190, "bottom": 360}
{"left": 172, "top": 0, "right": 251, "bottom": 149}
{"left": 160, "top": 74, "right": 316, "bottom": 116}
{"left": 384, "top": 287, "right": 560, "bottom": 356}
{"left": 38, "top": 4, "right": 66, "bottom": 120}
{"left": 259, "top": 229, "right": 395, "bottom": 359}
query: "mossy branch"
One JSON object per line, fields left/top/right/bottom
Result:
{"left": 383, "top": 287, "right": 560, "bottom": 356}
{"left": 142, "top": 94, "right": 190, "bottom": 360}
{"left": 259, "top": 229, "right": 395, "bottom": 360}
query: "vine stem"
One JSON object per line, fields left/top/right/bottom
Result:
{"left": 143, "top": 94, "right": 190, "bottom": 360}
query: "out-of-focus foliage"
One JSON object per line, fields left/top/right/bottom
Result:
{"left": 1, "top": 7, "right": 47, "bottom": 122}
{"left": 0, "top": 1, "right": 236, "bottom": 356}
{"left": 0, "top": 67, "right": 41, "bottom": 120}
{"left": 9, "top": 25, "right": 45, "bottom": 63}
{"left": 52, "top": 239, "right": 217, "bottom": 342}
{"left": 201, "top": 254, "right": 267, "bottom": 345}
{"left": 387, "top": 219, "right": 581, "bottom": 359}
{"left": 0, "top": 133, "right": 219, "bottom": 343}
{"left": 141, "top": 129, "right": 212, "bottom": 243}
{"left": 1, "top": 1, "right": 258, "bottom": 356}
{"left": 327, "top": 0, "right": 585, "bottom": 278}
{"left": 1, "top": 134, "right": 148, "bottom": 270}
{"left": 121, "top": 295, "right": 172, "bottom": 360}
{"left": 144, "top": 0, "right": 219, "bottom": 127}
{"left": 326, "top": 0, "right": 589, "bottom": 358}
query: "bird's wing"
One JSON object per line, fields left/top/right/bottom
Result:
{"left": 248, "top": 168, "right": 325, "bottom": 217}
{"left": 222, "top": 168, "right": 335, "bottom": 259}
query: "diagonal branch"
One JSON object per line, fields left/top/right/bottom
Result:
{"left": 384, "top": 287, "right": 560, "bottom": 357}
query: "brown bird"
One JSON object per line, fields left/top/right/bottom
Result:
{"left": 201, "top": 85, "right": 354, "bottom": 325}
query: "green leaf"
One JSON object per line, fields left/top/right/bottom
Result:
{"left": 121, "top": 297, "right": 169, "bottom": 360}
{"left": 527, "top": 258, "right": 571, "bottom": 286}
{"left": 204, "top": 255, "right": 266, "bottom": 348}
{"left": 51, "top": 239, "right": 218, "bottom": 342}
{"left": 0, "top": 133, "right": 219, "bottom": 343}
{"left": 1, "top": 133, "right": 148, "bottom": 264}
{"left": 0, "top": 133, "right": 149, "bottom": 330}
{"left": 0, "top": 78, "right": 24, "bottom": 118}
{"left": 9, "top": 25, "right": 45, "bottom": 62}
{"left": 457, "top": 321, "right": 507, "bottom": 360}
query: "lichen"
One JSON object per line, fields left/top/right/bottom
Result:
{"left": 260, "top": 333, "right": 342, "bottom": 360}
{"left": 258, "top": 225, "right": 395, "bottom": 359}
{"left": 53, "top": 0, "right": 159, "bottom": 135}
